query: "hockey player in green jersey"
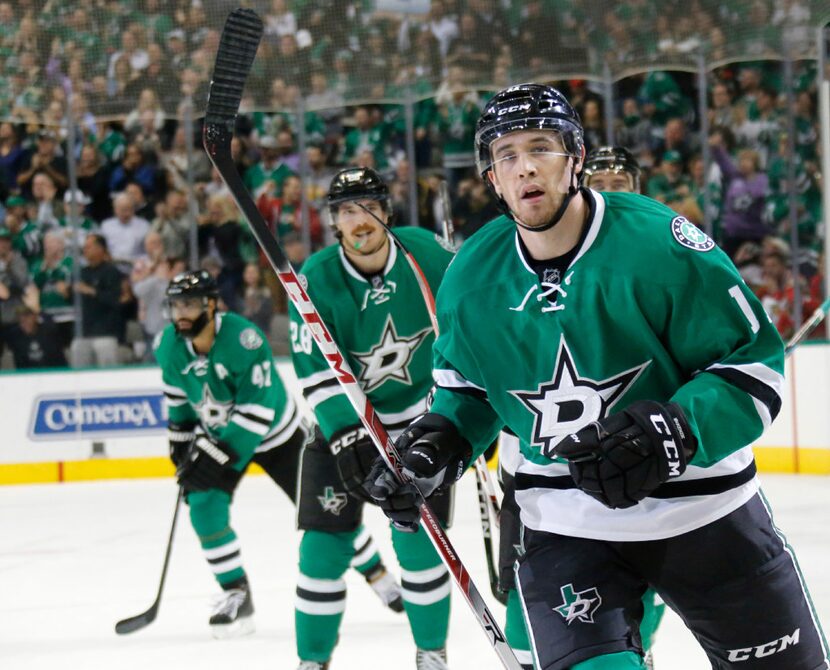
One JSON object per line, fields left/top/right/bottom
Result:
{"left": 289, "top": 167, "right": 455, "bottom": 670}
{"left": 370, "top": 84, "right": 829, "bottom": 670}
{"left": 156, "top": 270, "right": 399, "bottom": 638}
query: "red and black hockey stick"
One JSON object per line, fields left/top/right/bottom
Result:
{"left": 203, "top": 9, "right": 520, "bottom": 668}
{"left": 115, "top": 487, "right": 183, "bottom": 634}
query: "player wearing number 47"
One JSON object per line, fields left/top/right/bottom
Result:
{"left": 289, "top": 167, "right": 456, "bottom": 670}
{"left": 369, "top": 84, "right": 829, "bottom": 670}
{"left": 154, "top": 270, "right": 401, "bottom": 639}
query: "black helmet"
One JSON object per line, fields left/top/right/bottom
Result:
{"left": 327, "top": 167, "right": 390, "bottom": 211}
{"left": 475, "top": 83, "right": 584, "bottom": 177}
{"left": 165, "top": 270, "right": 218, "bottom": 338}
{"left": 582, "top": 146, "right": 641, "bottom": 191}
{"left": 166, "top": 270, "right": 219, "bottom": 301}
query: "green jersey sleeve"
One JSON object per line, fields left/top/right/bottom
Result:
{"left": 430, "top": 302, "right": 504, "bottom": 459}
{"left": 288, "top": 289, "right": 358, "bottom": 441}
{"left": 661, "top": 247, "right": 785, "bottom": 467}
{"left": 217, "top": 337, "right": 282, "bottom": 462}
{"left": 155, "top": 328, "right": 199, "bottom": 426}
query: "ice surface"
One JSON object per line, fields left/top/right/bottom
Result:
{"left": 1, "top": 473, "right": 827, "bottom": 669}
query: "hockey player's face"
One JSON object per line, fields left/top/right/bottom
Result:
{"left": 488, "top": 130, "right": 575, "bottom": 228}
{"left": 586, "top": 171, "right": 634, "bottom": 193}
{"left": 335, "top": 199, "right": 388, "bottom": 256}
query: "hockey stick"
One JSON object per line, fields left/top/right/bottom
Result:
{"left": 115, "top": 487, "right": 183, "bottom": 634}
{"left": 785, "top": 297, "right": 830, "bottom": 356}
{"left": 203, "top": 10, "right": 519, "bottom": 668}
{"left": 354, "top": 198, "right": 507, "bottom": 604}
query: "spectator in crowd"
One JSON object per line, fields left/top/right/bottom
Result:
{"left": 653, "top": 117, "right": 694, "bottom": 167}
{"left": 342, "top": 105, "right": 388, "bottom": 170}
{"left": 31, "top": 230, "right": 74, "bottom": 347}
{"left": 162, "top": 126, "right": 212, "bottom": 193}
{"left": 124, "top": 182, "right": 155, "bottom": 222}
{"left": 4, "top": 305, "right": 67, "bottom": 369}
{"left": 16, "top": 129, "right": 68, "bottom": 198}
{"left": 109, "top": 143, "right": 159, "bottom": 198}
{"left": 257, "top": 173, "right": 322, "bottom": 248}
{"left": 709, "top": 81, "right": 736, "bottom": 128}
{"left": 198, "top": 194, "right": 245, "bottom": 311}
{"left": 0, "top": 225, "right": 29, "bottom": 350}
{"left": 0, "top": 122, "right": 26, "bottom": 190}
{"left": 150, "top": 189, "right": 189, "bottom": 261}
{"left": 76, "top": 145, "right": 113, "bottom": 223}
{"left": 244, "top": 134, "right": 296, "bottom": 198}
{"left": 240, "top": 262, "right": 272, "bottom": 334}
{"left": 31, "top": 172, "right": 61, "bottom": 230}
{"left": 264, "top": 0, "right": 297, "bottom": 40}
{"left": 4, "top": 197, "right": 40, "bottom": 269}
{"left": 710, "top": 130, "right": 769, "bottom": 257}
{"left": 100, "top": 192, "right": 151, "bottom": 272}
{"left": 423, "top": 0, "right": 459, "bottom": 59}
{"left": 125, "top": 88, "right": 167, "bottom": 139}
{"left": 131, "top": 249, "right": 184, "bottom": 360}
{"left": 434, "top": 67, "right": 479, "bottom": 196}
{"left": 756, "top": 246, "right": 796, "bottom": 339}
{"left": 647, "top": 150, "right": 692, "bottom": 205}
{"left": 71, "top": 233, "right": 122, "bottom": 367}
{"left": 108, "top": 27, "right": 148, "bottom": 82}
{"left": 452, "top": 177, "right": 500, "bottom": 243}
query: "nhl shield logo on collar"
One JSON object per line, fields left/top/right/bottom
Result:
{"left": 671, "top": 216, "right": 715, "bottom": 252}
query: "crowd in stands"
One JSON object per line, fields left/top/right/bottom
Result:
{"left": 0, "top": 0, "right": 825, "bottom": 369}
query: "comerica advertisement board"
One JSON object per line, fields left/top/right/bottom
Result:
{"left": 29, "top": 392, "right": 167, "bottom": 440}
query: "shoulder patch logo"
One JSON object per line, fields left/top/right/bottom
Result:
{"left": 671, "top": 216, "right": 715, "bottom": 252}
{"left": 239, "top": 328, "right": 263, "bottom": 350}
{"left": 298, "top": 273, "right": 309, "bottom": 290}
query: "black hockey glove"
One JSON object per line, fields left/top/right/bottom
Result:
{"left": 554, "top": 401, "right": 697, "bottom": 510}
{"left": 367, "top": 413, "right": 471, "bottom": 532}
{"left": 329, "top": 424, "right": 378, "bottom": 503}
{"left": 176, "top": 435, "right": 242, "bottom": 494}
{"left": 168, "top": 421, "right": 196, "bottom": 468}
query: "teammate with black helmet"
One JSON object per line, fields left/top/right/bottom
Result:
{"left": 289, "top": 167, "right": 456, "bottom": 670}
{"left": 582, "top": 146, "right": 642, "bottom": 193}
{"left": 369, "top": 84, "right": 828, "bottom": 669}
{"left": 156, "top": 270, "right": 399, "bottom": 639}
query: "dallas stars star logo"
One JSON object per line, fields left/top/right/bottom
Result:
{"left": 511, "top": 336, "right": 649, "bottom": 455}
{"left": 196, "top": 384, "right": 232, "bottom": 429}
{"left": 318, "top": 486, "right": 348, "bottom": 515}
{"left": 353, "top": 315, "right": 431, "bottom": 393}
{"left": 554, "top": 583, "right": 602, "bottom": 625}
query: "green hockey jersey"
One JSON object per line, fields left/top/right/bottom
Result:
{"left": 289, "top": 227, "right": 454, "bottom": 440}
{"left": 430, "top": 190, "right": 784, "bottom": 541}
{"left": 155, "top": 312, "right": 301, "bottom": 462}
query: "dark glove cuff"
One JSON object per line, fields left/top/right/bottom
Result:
{"left": 408, "top": 412, "right": 473, "bottom": 467}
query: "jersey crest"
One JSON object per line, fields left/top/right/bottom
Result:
{"left": 195, "top": 383, "right": 232, "bottom": 429}
{"left": 360, "top": 277, "right": 398, "bottom": 310}
{"left": 511, "top": 336, "right": 649, "bottom": 454}
{"left": 353, "top": 315, "right": 431, "bottom": 393}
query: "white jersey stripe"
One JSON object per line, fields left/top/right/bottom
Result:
{"left": 296, "top": 574, "right": 347, "bottom": 593}
{"left": 306, "top": 385, "right": 347, "bottom": 410}
{"left": 298, "top": 368, "right": 338, "bottom": 390}
{"left": 203, "top": 539, "right": 241, "bottom": 560}
{"left": 707, "top": 361, "right": 784, "bottom": 397}
{"left": 235, "top": 403, "right": 276, "bottom": 422}
{"left": 401, "top": 581, "right": 451, "bottom": 606}
{"left": 376, "top": 399, "right": 428, "bottom": 426}
{"left": 230, "top": 414, "right": 269, "bottom": 436}
{"left": 295, "top": 598, "right": 346, "bottom": 616}
{"left": 400, "top": 564, "right": 448, "bottom": 584}
{"left": 433, "top": 368, "right": 485, "bottom": 392}
{"left": 209, "top": 555, "right": 244, "bottom": 575}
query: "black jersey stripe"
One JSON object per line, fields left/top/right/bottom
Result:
{"left": 302, "top": 377, "right": 340, "bottom": 397}
{"left": 207, "top": 550, "right": 240, "bottom": 565}
{"left": 437, "top": 383, "right": 489, "bottom": 401}
{"left": 707, "top": 367, "right": 782, "bottom": 422}
{"left": 515, "top": 461, "right": 757, "bottom": 499}
{"left": 235, "top": 410, "right": 271, "bottom": 427}
{"left": 296, "top": 589, "right": 345, "bottom": 603}
{"left": 401, "top": 572, "right": 450, "bottom": 593}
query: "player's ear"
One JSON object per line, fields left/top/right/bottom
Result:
{"left": 574, "top": 145, "right": 586, "bottom": 177}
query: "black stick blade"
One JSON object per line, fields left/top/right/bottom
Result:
{"left": 204, "top": 8, "right": 263, "bottom": 128}
{"left": 115, "top": 605, "right": 158, "bottom": 635}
